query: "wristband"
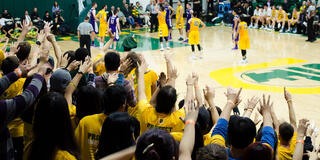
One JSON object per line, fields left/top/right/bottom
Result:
{"left": 296, "top": 140, "right": 304, "bottom": 144}
{"left": 14, "top": 68, "right": 22, "bottom": 78}
{"left": 247, "top": 108, "right": 253, "bottom": 113}
{"left": 286, "top": 99, "right": 292, "bottom": 103}
{"left": 77, "top": 71, "right": 84, "bottom": 75}
{"left": 185, "top": 120, "right": 196, "bottom": 126}
{"left": 69, "top": 82, "right": 77, "bottom": 89}
{"left": 228, "top": 100, "right": 236, "bottom": 106}
{"left": 194, "top": 85, "right": 198, "bottom": 88}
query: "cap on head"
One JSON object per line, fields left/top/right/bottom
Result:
{"left": 50, "top": 68, "right": 72, "bottom": 92}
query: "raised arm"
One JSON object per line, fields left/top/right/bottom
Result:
{"left": 220, "top": 88, "right": 242, "bottom": 121}
{"left": 64, "top": 57, "right": 91, "bottom": 105}
{"left": 293, "top": 119, "right": 309, "bottom": 160}
{"left": 192, "top": 72, "right": 203, "bottom": 106}
{"left": 179, "top": 100, "right": 199, "bottom": 160}
{"left": 242, "top": 96, "right": 259, "bottom": 118}
{"left": 259, "top": 95, "right": 273, "bottom": 128}
{"left": 284, "top": 87, "right": 297, "bottom": 130}
{"left": 137, "top": 59, "right": 148, "bottom": 101}
{"left": 17, "top": 20, "right": 32, "bottom": 43}
{"left": 203, "top": 85, "right": 219, "bottom": 125}
{"left": 270, "top": 105, "right": 280, "bottom": 132}
{"left": 100, "top": 146, "right": 136, "bottom": 160}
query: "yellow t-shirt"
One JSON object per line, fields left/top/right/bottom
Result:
{"left": 23, "top": 142, "right": 77, "bottom": 160}
{"left": 292, "top": 12, "right": 298, "bottom": 19}
{"left": 170, "top": 132, "right": 213, "bottom": 146}
{"left": 128, "top": 68, "right": 158, "bottom": 102}
{"left": 137, "top": 99, "right": 185, "bottom": 135}
{"left": 190, "top": 18, "right": 201, "bottom": 32}
{"left": 96, "top": 9, "right": 107, "bottom": 25}
{"left": 278, "top": 132, "right": 297, "bottom": 160}
{"left": 75, "top": 113, "right": 107, "bottom": 160}
{"left": 272, "top": 9, "right": 277, "bottom": 17}
{"left": 0, "top": 77, "right": 26, "bottom": 138}
{"left": 69, "top": 104, "right": 77, "bottom": 130}
{"left": 93, "top": 54, "right": 106, "bottom": 76}
{"left": 158, "top": 11, "right": 166, "bottom": 26}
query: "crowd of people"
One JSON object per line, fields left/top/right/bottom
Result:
{"left": 0, "top": 1, "right": 68, "bottom": 37}
{"left": 230, "top": 0, "right": 319, "bottom": 42}
{"left": 0, "top": 0, "right": 319, "bottom": 160}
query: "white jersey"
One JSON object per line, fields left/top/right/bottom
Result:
{"left": 253, "top": 9, "right": 261, "bottom": 16}
{"left": 264, "top": 8, "right": 272, "bottom": 16}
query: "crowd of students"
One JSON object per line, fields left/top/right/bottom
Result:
{"left": 232, "top": 0, "right": 319, "bottom": 42}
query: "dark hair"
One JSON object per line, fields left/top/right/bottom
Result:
{"left": 84, "top": 16, "right": 89, "bottom": 20}
{"left": 75, "top": 86, "right": 102, "bottom": 120}
{"left": 135, "top": 128, "right": 179, "bottom": 160}
{"left": 160, "top": 5, "right": 165, "bottom": 11}
{"left": 102, "top": 85, "right": 127, "bottom": 114}
{"left": 197, "top": 106, "right": 213, "bottom": 135}
{"left": 104, "top": 51, "right": 120, "bottom": 71}
{"left": 125, "top": 52, "right": 141, "bottom": 73}
{"left": 114, "top": 9, "right": 118, "bottom": 15}
{"left": 1, "top": 56, "right": 19, "bottom": 74}
{"left": 279, "top": 122, "right": 294, "bottom": 142}
{"left": 20, "top": 75, "right": 48, "bottom": 124}
{"left": 63, "top": 50, "right": 76, "bottom": 68}
{"left": 196, "top": 144, "right": 228, "bottom": 160}
{"left": 27, "top": 92, "right": 79, "bottom": 160}
{"left": 242, "top": 143, "right": 273, "bottom": 160}
{"left": 240, "top": 15, "right": 246, "bottom": 21}
{"left": 54, "top": 1, "right": 58, "bottom": 7}
{"left": 227, "top": 115, "right": 256, "bottom": 149}
{"left": 96, "top": 112, "right": 140, "bottom": 159}
{"left": 75, "top": 48, "right": 89, "bottom": 62}
{"left": 155, "top": 86, "right": 177, "bottom": 114}
{"left": 16, "top": 42, "right": 31, "bottom": 61}
{"left": 92, "top": 2, "right": 97, "bottom": 7}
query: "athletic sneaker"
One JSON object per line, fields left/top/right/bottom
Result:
{"left": 277, "top": 23, "right": 281, "bottom": 29}
{"left": 178, "top": 37, "right": 184, "bottom": 41}
{"left": 189, "top": 54, "right": 197, "bottom": 60}
{"left": 166, "top": 46, "right": 170, "bottom": 50}
{"left": 293, "top": 28, "right": 297, "bottom": 33}
{"left": 280, "top": 28, "right": 284, "bottom": 32}
{"left": 232, "top": 46, "right": 238, "bottom": 50}
{"left": 199, "top": 53, "right": 204, "bottom": 59}
{"left": 184, "top": 39, "right": 189, "bottom": 43}
{"left": 168, "top": 36, "right": 172, "bottom": 40}
{"left": 160, "top": 47, "right": 164, "bottom": 51}
{"left": 286, "top": 29, "right": 290, "bottom": 32}
{"left": 249, "top": 24, "right": 253, "bottom": 28}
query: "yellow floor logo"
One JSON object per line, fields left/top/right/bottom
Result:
{"left": 210, "top": 58, "right": 320, "bottom": 94}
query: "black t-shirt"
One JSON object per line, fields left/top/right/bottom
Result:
{"left": 31, "top": 12, "right": 40, "bottom": 20}
{"left": 43, "top": 15, "right": 52, "bottom": 22}
{"left": 1, "top": 13, "right": 11, "bottom": 19}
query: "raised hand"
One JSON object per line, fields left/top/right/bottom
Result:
{"left": 203, "top": 85, "right": 215, "bottom": 102}
{"left": 60, "top": 54, "right": 70, "bottom": 68}
{"left": 47, "top": 34, "right": 56, "bottom": 43}
{"left": 43, "top": 21, "right": 53, "bottom": 35}
{"left": 184, "top": 100, "right": 200, "bottom": 123}
{"left": 224, "top": 87, "right": 242, "bottom": 107}
{"left": 169, "top": 67, "right": 178, "bottom": 80}
{"left": 39, "top": 48, "right": 50, "bottom": 63}
{"left": 119, "top": 58, "right": 133, "bottom": 76}
{"left": 284, "top": 87, "right": 292, "bottom": 102}
{"left": 192, "top": 72, "right": 199, "bottom": 83}
{"left": 67, "top": 60, "right": 81, "bottom": 71}
{"left": 78, "top": 56, "right": 92, "bottom": 74}
{"left": 245, "top": 96, "right": 260, "bottom": 110}
{"left": 137, "top": 58, "right": 147, "bottom": 75}
{"left": 297, "top": 119, "right": 310, "bottom": 137}
{"left": 186, "top": 74, "right": 195, "bottom": 86}
{"left": 22, "top": 20, "right": 32, "bottom": 31}
{"left": 259, "top": 94, "right": 273, "bottom": 115}
{"left": 158, "top": 72, "right": 167, "bottom": 88}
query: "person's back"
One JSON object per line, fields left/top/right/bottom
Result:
{"left": 109, "top": 16, "right": 118, "bottom": 31}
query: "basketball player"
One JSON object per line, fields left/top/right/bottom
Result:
{"left": 157, "top": 4, "right": 170, "bottom": 51}
{"left": 176, "top": 0, "right": 184, "bottom": 41}
{"left": 164, "top": 1, "right": 175, "bottom": 40}
{"left": 96, "top": 4, "right": 108, "bottom": 49}
{"left": 189, "top": 10, "right": 206, "bottom": 60}
{"left": 249, "top": 6, "right": 261, "bottom": 28}
{"left": 184, "top": 3, "right": 192, "bottom": 43}
{"left": 232, "top": 9, "right": 240, "bottom": 50}
{"left": 236, "top": 15, "right": 250, "bottom": 64}
{"left": 286, "top": 8, "right": 299, "bottom": 33}
{"left": 269, "top": 5, "right": 278, "bottom": 30}
{"left": 108, "top": 10, "right": 121, "bottom": 50}
{"left": 277, "top": 6, "right": 288, "bottom": 32}
{"left": 88, "top": 2, "right": 99, "bottom": 46}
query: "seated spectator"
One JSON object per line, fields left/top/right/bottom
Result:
{"left": 117, "top": 7, "right": 127, "bottom": 27}
{"left": 108, "top": 6, "right": 115, "bottom": 20}
{"left": 286, "top": 8, "right": 299, "bottom": 33}
{"left": 95, "top": 112, "right": 140, "bottom": 159}
{"left": 22, "top": 10, "right": 32, "bottom": 26}
{"left": 1, "top": 9, "right": 12, "bottom": 19}
{"left": 123, "top": 4, "right": 135, "bottom": 27}
{"left": 132, "top": 6, "right": 143, "bottom": 27}
{"left": 249, "top": 6, "right": 261, "bottom": 28}
{"left": 43, "top": 11, "right": 53, "bottom": 24}
{"left": 31, "top": 7, "right": 40, "bottom": 21}
{"left": 138, "top": 6, "right": 150, "bottom": 27}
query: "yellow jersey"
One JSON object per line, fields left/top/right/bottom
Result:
{"left": 170, "top": 132, "right": 213, "bottom": 146}
{"left": 176, "top": 6, "right": 183, "bottom": 22}
{"left": 272, "top": 9, "right": 277, "bottom": 17}
{"left": 158, "top": 11, "right": 166, "bottom": 26}
{"left": 96, "top": 9, "right": 107, "bottom": 25}
{"left": 278, "top": 132, "right": 297, "bottom": 160}
{"left": 190, "top": 18, "right": 201, "bottom": 32}
{"left": 137, "top": 99, "right": 185, "bottom": 135}
{"left": 239, "top": 22, "right": 249, "bottom": 40}
{"left": 292, "top": 11, "right": 298, "bottom": 19}
{"left": 75, "top": 113, "right": 107, "bottom": 160}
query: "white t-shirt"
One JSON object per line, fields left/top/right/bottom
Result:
{"left": 266, "top": 8, "right": 272, "bottom": 16}
{"left": 253, "top": 9, "right": 260, "bottom": 16}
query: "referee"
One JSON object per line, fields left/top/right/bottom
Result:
{"left": 77, "top": 16, "right": 95, "bottom": 56}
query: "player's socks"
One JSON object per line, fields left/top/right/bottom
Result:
{"left": 160, "top": 44, "right": 164, "bottom": 51}
{"left": 166, "top": 42, "right": 170, "bottom": 49}
{"left": 232, "top": 44, "right": 238, "bottom": 50}
{"left": 99, "top": 42, "right": 104, "bottom": 49}
{"left": 190, "top": 52, "right": 197, "bottom": 60}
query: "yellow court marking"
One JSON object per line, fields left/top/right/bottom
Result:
{"left": 59, "top": 37, "right": 72, "bottom": 40}
{"left": 210, "top": 58, "right": 320, "bottom": 94}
